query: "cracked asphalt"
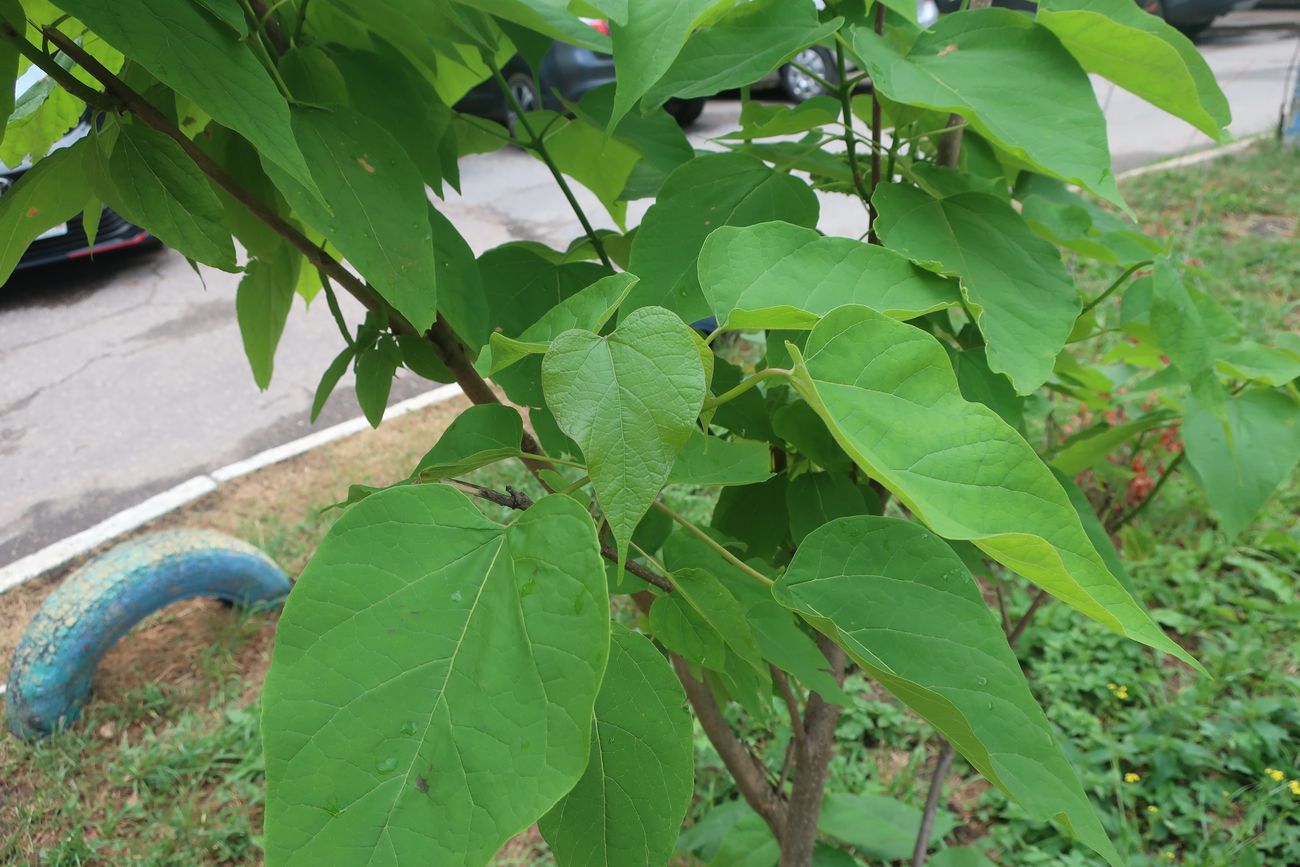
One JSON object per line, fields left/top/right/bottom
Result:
{"left": 2, "top": 10, "right": 1296, "bottom": 566}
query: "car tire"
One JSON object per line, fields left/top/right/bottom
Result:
{"left": 665, "top": 97, "right": 705, "bottom": 128}
{"left": 780, "top": 46, "right": 837, "bottom": 103}
{"left": 1177, "top": 19, "right": 1214, "bottom": 40}
{"left": 504, "top": 71, "right": 541, "bottom": 139}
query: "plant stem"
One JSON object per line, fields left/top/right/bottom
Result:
{"left": 833, "top": 37, "right": 872, "bottom": 220}
{"left": 1111, "top": 450, "right": 1186, "bottom": 531}
{"left": 1081, "top": 260, "right": 1152, "bottom": 315}
{"left": 517, "top": 452, "right": 586, "bottom": 470}
{"left": 780, "top": 635, "right": 846, "bottom": 866}
{"left": 558, "top": 474, "right": 590, "bottom": 496}
{"left": 869, "top": 5, "right": 885, "bottom": 242}
{"left": 489, "top": 65, "right": 612, "bottom": 269}
{"left": 910, "top": 742, "right": 956, "bottom": 867}
{"left": 652, "top": 501, "right": 774, "bottom": 588}
{"left": 247, "top": 0, "right": 289, "bottom": 55}
{"left": 236, "top": 0, "right": 292, "bottom": 99}
{"left": 772, "top": 667, "right": 806, "bottom": 741}
{"left": 788, "top": 60, "right": 837, "bottom": 95}
{"left": 291, "top": 0, "right": 311, "bottom": 45}
{"left": 703, "top": 368, "right": 790, "bottom": 410}
{"left": 0, "top": 24, "right": 111, "bottom": 110}
{"left": 1006, "top": 588, "right": 1049, "bottom": 647}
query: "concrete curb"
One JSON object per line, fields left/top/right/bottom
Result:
{"left": 1115, "top": 134, "right": 1267, "bottom": 180}
{"left": 0, "top": 383, "right": 464, "bottom": 596}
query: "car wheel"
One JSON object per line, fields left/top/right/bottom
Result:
{"left": 504, "top": 71, "right": 540, "bottom": 138}
{"left": 665, "top": 97, "right": 705, "bottom": 128}
{"left": 780, "top": 46, "right": 837, "bottom": 103}
{"left": 1177, "top": 19, "right": 1214, "bottom": 40}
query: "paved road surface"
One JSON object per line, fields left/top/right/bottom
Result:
{"left": 3, "top": 10, "right": 1297, "bottom": 566}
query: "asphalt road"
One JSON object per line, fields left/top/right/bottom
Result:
{"left": 2, "top": 10, "right": 1297, "bottom": 566}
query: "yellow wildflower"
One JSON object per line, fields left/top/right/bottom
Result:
{"left": 1289, "top": 780, "right": 1300, "bottom": 796}
{"left": 1147, "top": 805, "right": 1159, "bottom": 814}
{"left": 1163, "top": 852, "right": 1175, "bottom": 861}
{"left": 1107, "top": 683, "right": 1118, "bottom": 691}
{"left": 1266, "top": 768, "right": 1284, "bottom": 782}
{"left": 1115, "top": 685, "right": 1130, "bottom": 700}
{"left": 1124, "top": 772, "right": 1141, "bottom": 783}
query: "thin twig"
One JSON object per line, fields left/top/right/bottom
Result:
{"left": 1111, "top": 450, "right": 1186, "bottom": 532}
{"left": 1006, "top": 588, "right": 1049, "bottom": 648}
{"left": 868, "top": 5, "right": 885, "bottom": 242}
{"left": 1081, "top": 260, "right": 1152, "bottom": 315}
{"left": 772, "top": 667, "right": 806, "bottom": 741}
{"left": 652, "top": 501, "right": 774, "bottom": 588}
{"left": 702, "top": 368, "right": 789, "bottom": 410}
{"left": 910, "top": 742, "right": 956, "bottom": 866}
{"left": 246, "top": 0, "right": 289, "bottom": 55}
{"left": 833, "top": 37, "right": 872, "bottom": 221}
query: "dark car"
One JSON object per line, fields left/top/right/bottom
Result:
{"left": 934, "top": 0, "right": 1236, "bottom": 38}
{"left": 3, "top": 69, "right": 155, "bottom": 275}
{"left": 456, "top": 30, "right": 705, "bottom": 130}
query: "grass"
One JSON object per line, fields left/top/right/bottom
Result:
{"left": 2, "top": 142, "right": 1297, "bottom": 865}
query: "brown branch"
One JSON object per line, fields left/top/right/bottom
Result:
{"left": 246, "top": 0, "right": 289, "bottom": 56}
{"left": 910, "top": 741, "right": 956, "bottom": 866}
{"left": 1006, "top": 588, "right": 1049, "bottom": 648}
{"left": 41, "top": 27, "right": 544, "bottom": 462}
{"left": 674, "top": 654, "right": 788, "bottom": 839}
{"left": 780, "top": 635, "right": 847, "bottom": 866}
{"left": 773, "top": 666, "right": 806, "bottom": 742}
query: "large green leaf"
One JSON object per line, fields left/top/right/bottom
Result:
{"left": 786, "top": 305, "right": 1198, "bottom": 668}
{"left": 852, "top": 9, "right": 1120, "bottom": 204}
{"left": 262, "top": 486, "right": 609, "bottom": 867}
{"left": 456, "top": 0, "right": 610, "bottom": 52}
{"left": 642, "top": 0, "right": 841, "bottom": 107}
{"left": 542, "top": 306, "right": 707, "bottom": 563}
{"left": 540, "top": 624, "right": 694, "bottom": 867}
{"left": 414, "top": 404, "right": 523, "bottom": 480}
{"left": 775, "top": 517, "right": 1121, "bottom": 866}
{"left": 538, "top": 110, "right": 641, "bottom": 227}
{"left": 664, "top": 567, "right": 766, "bottom": 675}
{"left": 52, "top": 0, "right": 316, "bottom": 194}
{"left": 1183, "top": 389, "right": 1300, "bottom": 540}
{"left": 0, "top": 142, "right": 88, "bottom": 284}
{"left": 699, "top": 221, "right": 959, "bottom": 331}
{"left": 480, "top": 245, "right": 613, "bottom": 339}
{"left": 1051, "top": 412, "right": 1174, "bottom": 476}
{"left": 607, "top": 0, "right": 727, "bottom": 127}
{"left": 626, "top": 153, "right": 819, "bottom": 323}
{"left": 667, "top": 432, "right": 773, "bottom": 487}
{"left": 1037, "top": 0, "right": 1230, "bottom": 140}
{"left": 873, "top": 183, "right": 1079, "bottom": 395}
{"left": 264, "top": 106, "right": 440, "bottom": 333}
{"left": 819, "top": 792, "right": 953, "bottom": 862}
{"left": 94, "top": 121, "right": 237, "bottom": 270}
{"left": 1149, "top": 259, "right": 1226, "bottom": 409}
{"left": 786, "top": 472, "right": 870, "bottom": 545}
{"left": 236, "top": 250, "right": 299, "bottom": 389}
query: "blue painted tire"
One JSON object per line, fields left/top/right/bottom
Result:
{"left": 5, "top": 530, "right": 290, "bottom": 740}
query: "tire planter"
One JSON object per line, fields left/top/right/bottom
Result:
{"left": 5, "top": 530, "right": 290, "bottom": 740}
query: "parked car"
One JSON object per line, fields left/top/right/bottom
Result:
{"left": 456, "top": 26, "right": 705, "bottom": 130}
{"left": 2, "top": 67, "right": 155, "bottom": 276}
{"left": 933, "top": 0, "right": 1236, "bottom": 39}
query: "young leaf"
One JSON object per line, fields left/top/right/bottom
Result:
{"left": 456, "top": 0, "right": 611, "bottom": 52}
{"left": 263, "top": 106, "right": 440, "bottom": 333}
{"left": 236, "top": 252, "right": 299, "bottom": 390}
{"left": 1149, "top": 259, "right": 1227, "bottom": 410}
{"left": 0, "top": 142, "right": 89, "bottom": 283}
{"left": 1036, "top": 0, "right": 1230, "bottom": 140}
{"left": 1050, "top": 412, "right": 1174, "bottom": 476}
{"left": 650, "top": 591, "right": 727, "bottom": 670}
{"left": 479, "top": 245, "right": 613, "bottom": 339}
{"left": 541, "top": 111, "right": 641, "bottom": 226}
{"left": 666, "top": 567, "right": 765, "bottom": 676}
{"left": 540, "top": 624, "right": 694, "bottom": 867}
{"left": 626, "top": 153, "right": 819, "bottom": 323}
{"left": 262, "top": 486, "right": 609, "bottom": 867}
{"left": 542, "top": 306, "right": 707, "bottom": 564}
{"left": 95, "top": 121, "right": 237, "bottom": 270}
{"left": 873, "top": 183, "right": 1079, "bottom": 395}
{"left": 354, "top": 336, "right": 402, "bottom": 427}
{"left": 642, "top": 0, "right": 841, "bottom": 108}
{"left": 191, "top": 0, "right": 247, "bottom": 36}
{"left": 606, "top": 0, "right": 724, "bottom": 127}
{"left": 427, "top": 204, "right": 488, "bottom": 351}
{"left": 487, "top": 273, "right": 637, "bottom": 373}
{"left": 666, "top": 432, "right": 774, "bottom": 487}
{"left": 414, "top": 404, "right": 524, "bottom": 480}
{"left": 1183, "top": 389, "right": 1300, "bottom": 540}
{"left": 699, "top": 221, "right": 960, "bottom": 331}
{"left": 53, "top": 0, "right": 317, "bottom": 194}
{"left": 787, "top": 305, "right": 1199, "bottom": 669}
{"left": 775, "top": 517, "right": 1122, "bottom": 867}
{"left": 311, "top": 344, "right": 355, "bottom": 423}
{"left": 852, "top": 9, "right": 1121, "bottom": 205}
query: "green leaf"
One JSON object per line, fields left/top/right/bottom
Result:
{"left": 331, "top": 47, "right": 457, "bottom": 193}
{"left": 480, "top": 245, "right": 612, "bottom": 339}
{"left": 775, "top": 517, "right": 1121, "bottom": 867}
{"left": 772, "top": 400, "right": 852, "bottom": 474}
{"left": 626, "top": 153, "right": 819, "bottom": 323}
{"left": 236, "top": 250, "right": 299, "bottom": 390}
{"left": 94, "top": 121, "right": 237, "bottom": 270}
{"left": 397, "top": 334, "right": 453, "bottom": 383}
{"left": 192, "top": 0, "right": 247, "bottom": 35}
{"left": 540, "top": 111, "right": 641, "bottom": 227}
{"left": 1037, "top": 0, "right": 1230, "bottom": 140}
{"left": 0, "top": 142, "right": 88, "bottom": 284}
{"left": 456, "top": 0, "right": 610, "bottom": 52}
{"left": 542, "top": 306, "right": 707, "bottom": 564}
{"left": 707, "top": 810, "right": 778, "bottom": 867}
{"left": 873, "top": 183, "right": 1079, "bottom": 394}
{"left": 948, "top": 347, "right": 1024, "bottom": 430}
{"left": 1051, "top": 467, "right": 1137, "bottom": 599}
{"left": 722, "top": 96, "right": 842, "bottom": 141}
{"left": 488, "top": 273, "right": 637, "bottom": 373}
{"left": 311, "top": 345, "right": 355, "bottom": 423}
{"left": 0, "top": 6, "right": 17, "bottom": 142}
{"left": 607, "top": 0, "right": 727, "bottom": 127}
{"left": 710, "top": 475, "right": 790, "bottom": 564}
{"left": 700, "top": 221, "right": 960, "bottom": 331}
{"left": 643, "top": 0, "right": 841, "bottom": 108}
{"left": 928, "top": 848, "right": 997, "bottom": 867}
{"left": 665, "top": 567, "right": 765, "bottom": 676}
{"left": 667, "top": 432, "right": 773, "bottom": 487}
{"left": 262, "top": 486, "right": 609, "bottom": 867}
{"left": 819, "top": 792, "right": 952, "bottom": 862}
{"left": 414, "top": 404, "right": 523, "bottom": 480}
{"left": 1, "top": 80, "right": 83, "bottom": 168}
{"left": 1015, "top": 173, "right": 1159, "bottom": 266}
{"left": 427, "top": 204, "right": 488, "bottom": 351}
{"left": 263, "top": 106, "right": 440, "bottom": 332}
{"left": 787, "top": 305, "right": 1198, "bottom": 668}
{"left": 786, "top": 472, "right": 870, "bottom": 546}
{"left": 540, "top": 624, "right": 694, "bottom": 867}
{"left": 1051, "top": 412, "right": 1174, "bottom": 476}
{"left": 1183, "top": 389, "right": 1300, "bottom": 540}
{"left": 852, "top": 9, "right": 1121, "bottom": 205}
{"left": 650, "top": 590, "right": 726, "bottom": 670}
{"left": 53, "top": 0, "right": 316, "bottom": 194}
{"left": 354, "top": 336, "right": 402, "bottom": 427}
{"left": 1149, "top": 259, "right": 1226, "bottom": 409}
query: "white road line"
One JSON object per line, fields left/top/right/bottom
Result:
{"left": 0, "top": 384, "right": 464, "bottom": 595}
